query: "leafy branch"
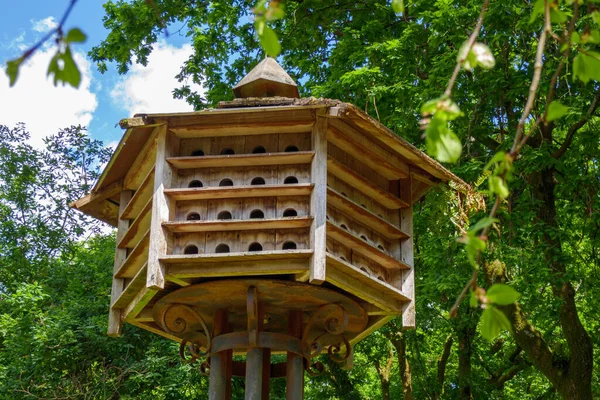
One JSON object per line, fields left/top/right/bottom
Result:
{"left": 5, "top": 0, "right": 87, "bottom": 88}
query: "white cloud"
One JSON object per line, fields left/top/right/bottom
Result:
{"left": 31, "top": 16, "right": 58, "bottom": 33}
{"left": 0, "top": 47, "right": 98, "bottom": 148}
{"left": 110, "top": 41, "right": 204, "bottom": 116}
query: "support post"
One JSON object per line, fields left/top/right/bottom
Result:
{"left": 210, "top": 309, "right": 231, "bottom": 400}
{"left": 309, "top": 109, "right": 328, "bottom": 283}
{"left": 399, "top": 175, "right": 415, "bottom": 329}
{"left": 286, "top": 310, "right": 304, "bottom": 400}
{"left": 246, "top": 287, "right": 264, "bottom": 400}
{"left": 261, "top": 348, "right": 271, "bottom": 399}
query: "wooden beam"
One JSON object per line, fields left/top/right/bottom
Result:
{"left": 164, "top": 184, "right": 313, "bottom": 201}
{"left": 170, "top": 120, "right": 314, "bottom": 138}
{"left": 112, "top": 263, "right": 148, "bottom": 309}
{"left": 166, "top": 151, "right": 314, "bottom": 169}
{"left": 327, "top": 157, "right": 408, "bottom": 209}
{"left": 400, "top": 176, "right": 415, "bottom": 329}
{"left": 310, "top": 111, "right": 328, "bottom": 284}
{"left": 70, "top": 180, "right": 122, "bottom": 210}
{"left": 108, "top": 190, "right": 132, "bottom": 337}
{"left": 162, "top": 216, "right": 313, "bottom": 233}
{"left": 147, "top": 126, "right": 179, "bottom": 290}
{"left": 120, "top": 167, "right": 155, "bottom": 220}
{"left": 123, "top": 125, "right": 161, "bottom": 190}
{"left": 160, "top": 250, "right": 313, "bottom": 265}
{"left": 326, "top": 222, "right": 411, "bottom": 270}
{"left": 115, "top": 231, "right": 149, "bottom": 278}
{"left": 166, "top": 259, "right": 308, "bottom": 279}
{"left": 349, "top": 315, "right": 395, "bottom": 346}
{"left": 122, "top": 287, "right": 157, "bottom": 321}
{"left": 327, "top": 188, "right": 409, "bottom": 240}
{"left": 117, "top": 198, "right": 152, "bottom": 249}
{"left": 327, "top": 120, "right": 409, "bottom": 179}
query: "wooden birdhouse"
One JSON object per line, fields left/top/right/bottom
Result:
{"left": 71, "top": 58, "right": 466, "bottom": 399}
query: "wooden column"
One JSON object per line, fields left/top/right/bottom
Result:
{"left": 261, "top": 348, "right": 271, "bottom": 400}
{"left": 147, "top": 124, "right": 178, "bottom": 290}
{"left": 399, "top": 175, "right": 415, "bottom": 329}
{"left": 210, "top": 309, "right": 232, "bottom": 400}
{"left": 309, "top": 109, "right": 328, "bottom": 284}
{"left": 286, "top": 310, "right": 304, "bottom": 400}
{"left": 108, "top": 189, "right": 132, "bottom": 337}
{"left": 245, "top": 288, "right": 264, "bottom": 400}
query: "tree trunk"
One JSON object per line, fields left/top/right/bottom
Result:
{"left": 389, "top": 332, "right": 414, "bottom": 400}
{"left": 433, "top": 334, "right": 453, "bottom": 400}
{"left": 457, "top": 318, "right": 475, "bottom": 400}
{"left": 374, "top": 343, "right": 394, "bottom": 400}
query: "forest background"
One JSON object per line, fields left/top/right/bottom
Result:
{"left": 0, "top": 0, "right": 599, "bottom": 399}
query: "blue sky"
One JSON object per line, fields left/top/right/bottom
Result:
{"left": 0, "top": 1, "right": 202, "bottom": 148}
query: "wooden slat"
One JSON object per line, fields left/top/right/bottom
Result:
{"left": 166, "top": 258, "right": 309, "bottom": 279}
{"left": 170, "top": 120, "right": 314, "bottom": 138}
{"left": 325, "top": 260, "right": 403, "bottom": 312}
{"left": 115, "top": 231, "right": 149, "bottom": 278}
{"left": 327, "top": 188, "right": 409, "bottom": 240}
{"left": 120, "top": 167, "right": 155, "bottom": 220}
{"left": 162, "top": 216, "right": 313, "bottom": 233}
{"left": 400, "top": 176, "right": 415, "bottom": 329}
{"left": 164, "top": 184, "right": 313, "bottom": 201}
{"left": 122, "top": 287, "right": 158, "bottom": 321}
{"left": 326, "top": 222, "right": 410, "bottom": 270}
{"left": 117, "top": 198, "right": 152, "bottom": 249}
{"left": 327, "top": 157, "right": 408, "bottom": 209}
{"left": 112, "top": 263, "right": 148, "bottom": 309}
{"left": 108, "top": 190, "right": 132, "bottom": 337}
{"left": 128, "top": 320, "right": 182, "bottom": 343}
{"left": 349, "top": 315, "right": 395, "bottom": 346}
{"left": 310, "top": 111, "right": 328, "bottom": 284}
{"left": 161, "top": 249, "right": 312, "bottom": 264}
{"left": 167, "top": 151, "right": 314, "bottom": 169}
{"left": 327, "top": 121, "right": 408, "bottom": 179}
{"left": 70, "top": 180, "right": 122, "bottom": 210}
{"left": 123, "top": 126, "right": 160, "bottom": 190}
{"left": 326, "top": 255, "right": 410, "bottom": 302}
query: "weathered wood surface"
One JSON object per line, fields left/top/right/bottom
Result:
{"left": 167, "top": 151, "right": 314, "bottom": 169}
{"left": 108, "top": 190, "right": 132, "bottom": 337}
{"left": 309, "top": 111, "right": 328, "bottom": 284}
{"left": 115, "top": 231, "right": 149, "bottom": 278}
{"left": 147, "top": 126, "right": 179, "bottom": 290}
{"left": 326, "top": 222, "right": 410, "bottom": 270}
{"left": 162, "top": 216, "right": 313, "bottom": 233}
{"left": 161, "top": 249, "right": 313, "bottom": 264}
{"left": 121, "top": 167, "right": 155, "bottom": 219}
{"left": 327, "top": 188, "right": 408, "bottom": 240}
{"left": 399, "top": 176, "right": 415, "bottom": 329}
{"left": 123, "top": 126, "right": 160, "bottom": 190}
{"left": 166, "top": 259, "right": 309, "bottom": 280}
{"left": 327, "top": 157, "right": 408, "bottom": 209}
{"left": 117, "top": 198, "right": 152, "bottom": 249}
{"left": 164, "top": 184, "right": 313, "bottom": 201}
{"left": 113, "top": 263, "right": 148, "bottom": 308}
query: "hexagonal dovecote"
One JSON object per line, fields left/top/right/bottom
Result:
{"left": 72, "top": 96, "right": 467, "bottom": 348}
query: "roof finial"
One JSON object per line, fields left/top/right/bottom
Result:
{"left": 232, "top": 57, "right": 299, "bottom": 99}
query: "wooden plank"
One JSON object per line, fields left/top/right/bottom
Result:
{"left": 166, "top": 259, "right": 308, "bottom": 279}
{"left": 161, "top": 249, "right": 313, "bottom": 265}
{"left": 349, "top": 315, "right": 395, "bottom": 346}
{"left": 326, "top": 222, "right": 410, "bottom": 270}
{"left": 162, "top": 216, "right": 313, "bottom": 233}
{"left": 122, "top": 287, "right": 158, "bottom": 322}
{"left": 120, "top": 167, "right": 155, "bottom": 219}
{"left": 310, "top": 111, "right": 328, "bottom": 284}
{"left": 327, "top": 121, "right": 409, "bottom": 179}
{"left": 115, "top": 231, "right": 149, "bottom": 278}
{"left": 327, "top": 188, "right": 409, "bottom": 240}
{"left": 117, "top": 198, "right": 152, "bottom": 249}
{"left": 167, "top": 151, "right": 314, "bottom": 169}
{"left": 123, "top": 126, "right": 160, "bottom": 190}
{"left": 400, "top": 176, "right": 415, "bottom": 329}
{"left": 326, "top": 254, "right": 410, "bottom": 302}
{"left": 147, "top": 126, "right": 179, "bottom": 290}
{"left": 133, "top": 309, "right": 154, "bottom": 322}
{"left": 72, "top": 198, "right": 120, "bottom": 227}
{"left": 171, "top": 120, "right": 314, "bottom": 138}
{"left": 70, "top": 180, "right": 122, "bottom": 210}
{"left": 108, "top": 190, "right": 132, "bottom": 337}
{"left": 325, "top": 262, "right": 402, "bottom": 313}
{"left": 165, "top": 276, "right": 193, "bottom": 286}
{"left": 112, "top": 263, "right": 148, "bottom": 309}
{"left": 327, "top": 157, "right": 408, "bottom": 209}
{"left": 164, "top": 184, "right": 313, "bottom": 201}
{"left": 128, "top": 320, "right": 182, "bottom": 343}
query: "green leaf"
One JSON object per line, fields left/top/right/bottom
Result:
{"left": 546, "top": 101, "right": 569, "bottom": 122}
{"left": 391, "top": 0, "right": 404, "bottom": 14}
{"left": 468, "top": 217, "right": 499, "bottom": 234}
{"left": 484, "top": 151, "right": 507, "bottom": 172}
{"left": 6, "top": 57, "right": 24, "bottom": 87}
{"left": 480, "top": 306, "right": 512, "bottom": 341}
{"left": 487, "top": 284, "right": 520, "bottom": 305}
{"left": 529, "top": 0, "right": 544, "bottom": 24}
{"left": 61, "top": 46, "right": 82, "bottom": 88}
{"left": 573, "top": 52, "right": 600, "bottom": 83}
{"left": 258, "top": 25, "right": 281, "bottom": 57}
{"left": 571, "top": 31, "right": 580, "bottom": 44}
{"left": 65, "top": 28, "right": 87, "bottom": 44}
{"left": 471, "top": 43, "right": 495, "bottom": 69}
{"left": 265, "top": 3, "right": 284, "bottom": 21}
{"left": 489, "top": 175, "right": 509, "bottom": 199}
{"left": 593, "top": 11, "right": 600, "bottom": 26}
{"left": 469, "top": 290, "right": 479, "bottom": 308}
{"left": 550, "top": 8, "right": 567, "bottom": 24}
{"left": 425, "top": 117, "right": 462, "bottom": 163}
